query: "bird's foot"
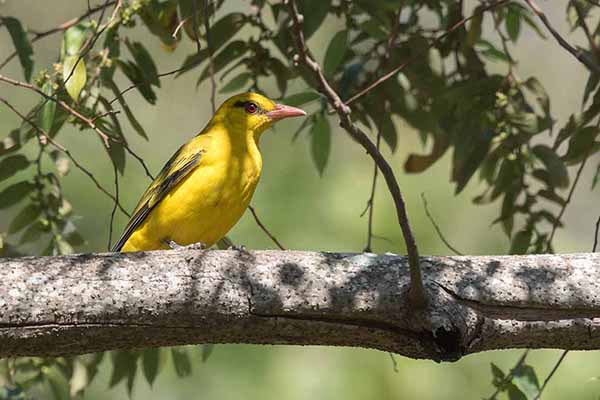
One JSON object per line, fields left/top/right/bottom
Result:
{"left": 227, "top": 244, "right": 247, "bottom": 251}
{"left": 163, "top": 239, "right": 206, "bottom": 251}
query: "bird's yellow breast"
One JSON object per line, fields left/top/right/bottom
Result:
{"left": 121, "top": 125, "right": 262, "bottom": 252}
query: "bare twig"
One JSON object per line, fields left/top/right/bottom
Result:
{"left": 0, "top": 96, "right": 130, "bottom": 217}
{"left": 533, "top": 350, "right": 568, "bottom": 400}
{"left": 421, "top": 193, "right": 464, "bottom": 256}
{"left": 345, "top": 0, "right": 510, "bottom": 106}
{"left": 594, "top": 215, "right": 600, "bottom": 252}
{"left": 0, "top": 1, "right": 117, "bottom": 70}
{"left": 362, "top": 132, "right": 381, "bottom": 253}
{"left": 108, "top": 163, "right": 120, "bottom": 251}
{"left": 203, "top": 0, "right": 216, "bottom": 113}
{"left": 108, "top": 68, "right": 184, "bottom": 105}
{"left": 287, "top": 0, "right": 425, "bottom": 308}
{"left": 524, "top": 0, "right": 600, "bottom": 74}
{"left": 248, "top": 205, "right": 285, "bottom": 250}
{"left": 0, "top": 73, "right": 111, "bottom": 146}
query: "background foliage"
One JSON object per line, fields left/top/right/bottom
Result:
{"left": 0, "top": 0, "right": 599, "bottom": 399}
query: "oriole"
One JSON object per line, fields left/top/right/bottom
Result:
{"left": 112, "top": 92, "right": 306, "bottom": 252}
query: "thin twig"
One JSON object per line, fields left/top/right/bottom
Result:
{"left": 108, "top": 163, "right": 120, "bottom": 251}
{"left": 421, "top": 193, "right": 464, "bottom": 256}
{"left": 287, "top": 0, "right": 426, "bottom": 308}
{"left": 0, "top": 73, "right": 111, "bottom": 146}
{"left": 362, "top": 132, "right": 381, "bottom": 253}
{"left": 344, "top": 0, "right": 510, "bottom": 106}
{"left": 203, "top": 0, "right": 216, "bottom": 113}
{"left": 594, "top": 215, "right": 600, "bottom": 252}
{"left": 123, "top": 145, "right": 155, "bottom": 180}
{"left": 524, "top": 0, "right": 600, "bottom": 73}
{"left": 533, "top": 351, "right": 569, "bottom": 399}
{"left": 108, "top": 68, "right": 184, "bottom": 105}
{"left": 248, "top": 205, "right": 285, "bottom": 250}
{"left": 0, "top": 96, "right": 130, "bottom": 217}
{"left": 0, "top": 1, "right": 117, "bottom": 70}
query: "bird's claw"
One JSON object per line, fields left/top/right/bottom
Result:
{"left": 164, "top": 239, "right": 206, "bottom": 250}
{"left": 227, "top": 244, "right": 247, "bottom": 251}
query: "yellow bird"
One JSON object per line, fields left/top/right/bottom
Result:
{"left": 112, "top": 92, "right": 306, "bottom": 252}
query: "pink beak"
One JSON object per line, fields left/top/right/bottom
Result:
{"left": 266, "top": 103, "right": 307, "bottom": 121}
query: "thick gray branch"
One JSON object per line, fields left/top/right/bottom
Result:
{"left": 1, "top": 250, "right": 599, "bottom": 361}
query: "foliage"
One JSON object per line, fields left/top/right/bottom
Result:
{"left": 0, "top": 0, "right": 599, "bottom": 398}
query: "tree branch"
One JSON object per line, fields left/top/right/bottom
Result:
{"left": 1, "top": 250, "right": 600, "bottom": 360}
{"left": 285, "top": 0, "right": 425, "bottom": 309}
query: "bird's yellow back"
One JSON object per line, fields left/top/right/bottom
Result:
{"left": 113, "top": 92, "right": 305, "bottom": 252}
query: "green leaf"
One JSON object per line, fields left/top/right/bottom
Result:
{"left": 61, "top": 23, "right": 89, "bottom": 57}
{"left": 0, "top": 154, "right": 29, "bottom": 182}
{"left": 201, "top": 344, "right": 214, "bottom": 362}
{"left": 512, "top": 364, "right": 540, "bottom": 399}
{"left": 117, "top": 60, "right": 157, "bottom": 104}
{"left": 379, "top": 113, "right": 397, "bottom": 153}
{"left": 55, "top": 235, "right": 74, "bottom": 255}
{"left": 532, "top": 145, "right": 570, "bottom": 188}
{"left": 490, "top": 363, "right": 506, "bottom": 387}
{"left": 8, "top": 203, "right": 41, "bottom": 234}
{"left": 20, "top": 221, "right": 46, "bottom": 244}
{"left": 523, "top": 77, "right": 550, "bottom": 115}
{"left": 109, "top": 350, "right": 138, "bottom": 396}
{"left": 505, "top": 4, "right": 522, "bottom": 42}
{"left": 219, "top": 72, "right": 252, "bottom": 93}
{"left": 63, "top": 55, "right": 87, "bottom": 101}
{"left": 510, "top": 229, "right": 532, "bottom": 254}
{"left": 0, "top": 181, "right": 34, "bottom": 209}
{"left": 508, "top": 112, "right": 539, "bottom": 134}
{"left": 126, "top": 40, "right": 160, "bottom": 87}
{"left": 1, "top": 17, "right": 34, "bottom": 82}
{"left": 38, "top": 82, "right": 57, "bottom": 133}
{"left": 197, "top": 40, "right": 247, "bottom": 86}
{"left": 310, "top": 114, "right": 331, "bottom": 176}
{"left": 106, "top": 80, "right": 149, "bottom": 140}
{"left": 209, "top": 13, "right": 246, "bottom": 52}
{"left": 69, "top": 358, "right": 89, "bottom": 398}
{"left": 171, "top": 348, "right": 192, "bottom": 378}
{"left": 466, "top": 10, "right": 483, "bottom": 46}
{"left": 142, "top": 348, "right": 160, "bottom": 387}
{"left": 563, "top": 126, "right": 599, "bottom": 164}
{"left": 323, "top": 30, "right": 348, "bottom": 77}
{"left": 507, "top": 384, "right": 528, "bottom": 400}
{"left": 297, "top": 0, "right": 331, "bottom": 39}
{"left": 593, "top": 162, "right": 599, "bottom": 189}
{"left": 282, "top": 91, "right": 320, "bottom": 107}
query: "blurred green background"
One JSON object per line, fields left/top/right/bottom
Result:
{"left": 1, "top": 1, "right": 599, "bottom": 399}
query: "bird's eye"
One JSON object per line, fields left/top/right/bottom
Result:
{"left": 244, "top": 102, "right": 258, "bottom": 114}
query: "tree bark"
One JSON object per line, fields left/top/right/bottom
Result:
{"left": 1, "top": 250, "right": 599, "bottom": 361}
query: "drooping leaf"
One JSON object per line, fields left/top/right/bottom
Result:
{"left": 310, "top": 114, "right": 331, "bottom": 176}
{"left": 219, "top": 72, "right": 252, "bottom": 93}
{"left": 466, "top": 9, "right": 483, "bottom": 47}
{"left": 126, "top": 40, "right": 160, "bottom": 87}
{"left": 116, "top": 60, "right": 157, "bottom": 104}
{"left": 512, "top": 364, "right": 540, "bottom": 399}
{"left": 505, "top": 4, "right": 522, "bottom": 42}
{"left": 171, "top": 348, "right": 192, "bottom": 378}
{"left": 297, "top": 0, "right": 332, "bottom": 39}
{"left": 63, "top": 55, "right": 87, "bottom": 101}
{"left": 8, "top": 203, "right": 41, "bottom": 234}
{"left": 201, "top": 344, "right": 214, "bottom": 362}
{"left": 38, "top": 82, "right": 57, "bottom": 133}
{"left": 142, "top": 348, "right": 160, "bottom": 387}
{"left": 593, "top": 162, "right": 600, "bottom": 189}
{"left": 563, "top": 126, "right": 599, "bottom": 164}
{"left": 323, "top": 30, "right": 348, "bottom": 77}
{"left": 139, "top": 0, "right": 181, "bottom": 50}
{"left": 106, "top": 80, "right": 149, "bottom": 140}
{"left": 197, "top": 40, "right": 248, "bottom": 86}
{"left": 1, "top": 17, "right": 34, "bottom": 82}
{"left": 0, "top": 181, "right": 34, "bottom": 209}
{"left": 379, "top": 113, "right": 397, "bottom": 153}
{"left": 532, "top": 145, "right": 569, "bottom": 188}
{"left": 510, "top": 229, "right": 532, "bottom": 254}
{"left": 0, "top": 154, "right": 29, "bottom": 182}
{"left": 490, "top": 363, "right": 506, "bottom": 388}
{"left": 109, "top": 351, "right": 139, "bottom": 396}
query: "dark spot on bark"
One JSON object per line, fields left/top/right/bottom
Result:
{"left": 433, "top": 326, "right": 463, "bottom": 362}
{"left": 278, "top": 263, "right": 304, "bottom": 287}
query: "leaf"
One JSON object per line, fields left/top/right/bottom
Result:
{"left": 106, "top": 80, "right": 149, "bottom": 140}
{"left": 109, "top": 350, "right": 138, "bottom": 396}
{"left": 510, "top": 229, "right": 532, "bottom": 254}
{"left": 209, "top": 13, "right": 246, "bottom": 52}
{"left": 466, "top": 9, "right": 483, "bottom": 46}
{"left": 0, "top": 154, "right": 29, "bottom": 182}
{"left": 490, "top": 363, "right": 506, "bottom": 387}
{"left": 55, "top": 235, "right": 74, "bottom": 255}
{"left": 310, "top": 114, "right": 331, "bottom": 176}
{"left": 8, "top": 203, "right": 41, "bottom": 234}
{"left": 0, "top": 129, "right": 21, "bottom": 156}
{"left": 282, "top": 91, "right": 320, "bottom": 107}
{"left": 61, "top": 23, "right": 89, "bottom": 57}
{"left": 126, "top": 40, "right": 160, "bottom": 87}
{"left": 323, "top": 30, "right": 348, "bottom": 77}
{"left": 69, "top": 358, "right": 89, "bottom": 398}
{"left": 219, "top": 72, "right": 252, "bottom": 93}
{"left": 507, "top": 384, "right": 528, "bottom": 400}
{"left": 523, "top": 77, "right": 550, "bottom": 116}
{"left": 20, "top": 221, "right": 46, "bottom": 244}
{"left": 593, "top": 162, "right": 599, "bottom": 189}
{"left": 201, "top": 344, "right": 214, "bottom": 362}
{"left": 379, "top": 113, "right": 397, "bottom": 153}
{"left": 563, "top": 126, "right": 599, "bottom": 164}
{"left": 505, "top": 4, "right": 522, "bottom": 42}
{"left": 532, "top": 145, "right": 570, "bottom": 188}
{"left": 508, "top": 112, "right": 539, "bottom": 134}
{"left": 297, "top": 0, "right": 332, "bottom": 39}
{"left": 38, "top": 82, "right": 57, "bottom": 133}
{"left": 116, "top": 60, "right": 157, "bottom": 105}
{"left": 0, "top": 181, "right": 34, "bottom": 209}
{"left": 1, "top": 17, "right": 34, "bottom": 82}
{"left": 197, "top": 40, "right": 247, "bottom": 86}
{"left": 142, "top": 348, "right": 160, "bottom": 387}
{"left": 512, "top": 364, "right": 540, "bottom": 399}
{"left": 171, "top": 348, "right": 192, "bottom": 377}
{"left": 63, "top": 55, "right": 87, "bottom": 101}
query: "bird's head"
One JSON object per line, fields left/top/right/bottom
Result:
{"left": 216, "top": 92, "right": 306, "bottom": 139}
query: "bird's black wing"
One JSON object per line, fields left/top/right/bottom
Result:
{"left": 111, "top": 146, "right": 203, "bottom": 252}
